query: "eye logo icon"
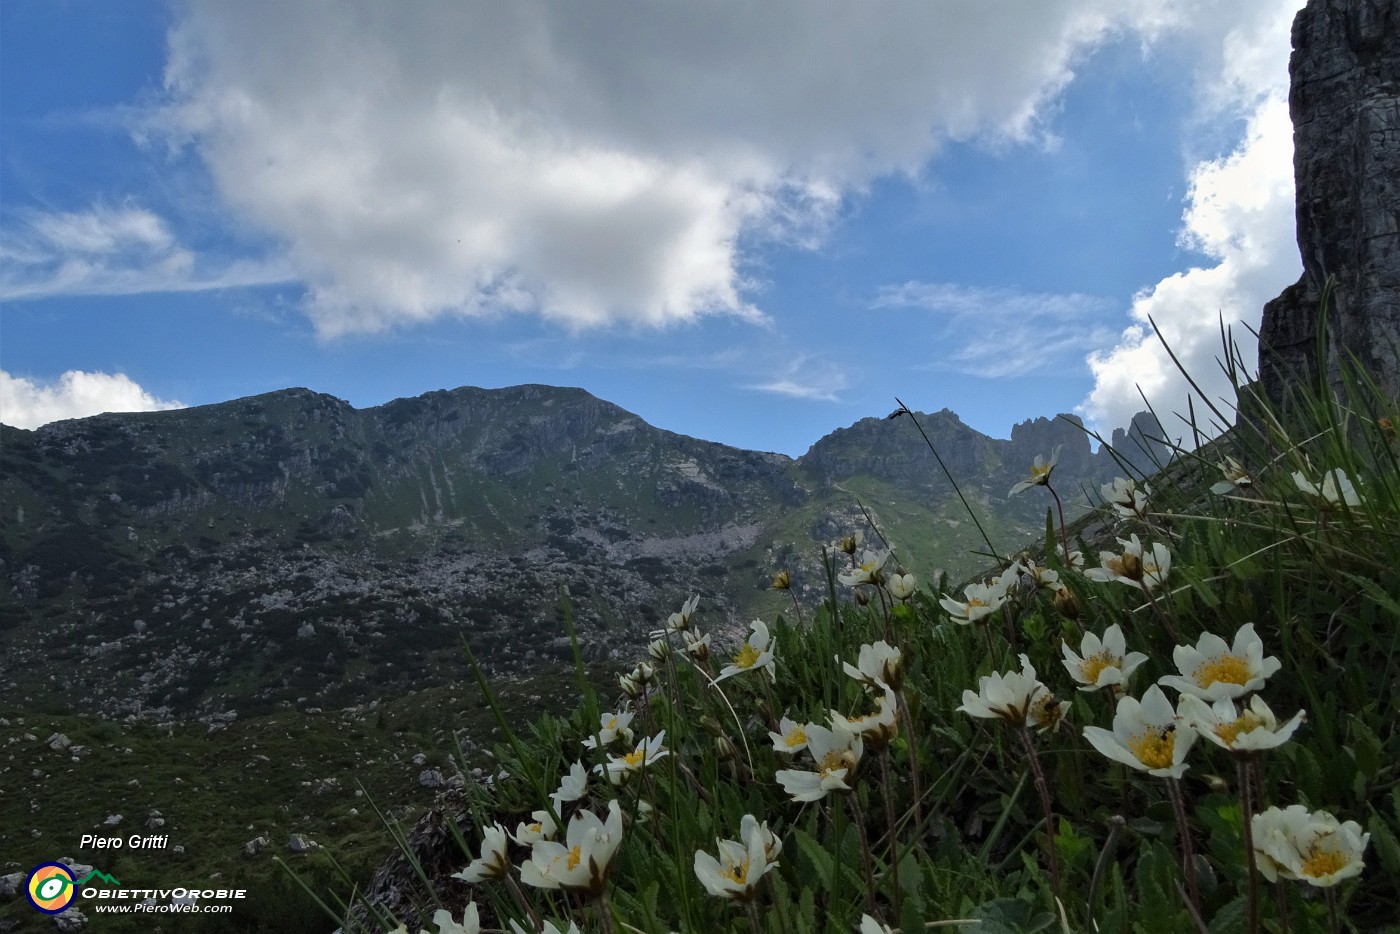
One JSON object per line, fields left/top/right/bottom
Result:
{"left": 24, "top": 863, "right": 121, "bottom": 914}
{"left": 26, "top": 863, "right": 76, "bottom": 914}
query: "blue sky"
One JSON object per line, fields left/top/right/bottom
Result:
{"left": 1, "top": 1, "right": 1303, "bottom": 457}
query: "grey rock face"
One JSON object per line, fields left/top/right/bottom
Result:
{"left": 1259, "top": 0, "right": 1400, "bottom": 408}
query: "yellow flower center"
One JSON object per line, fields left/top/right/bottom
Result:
{"left": 784, "top": 727, "right": 808, "bottom": 748}
{"left": 527, "top": 822, "right": 541, "bottom": 833}
{"left": 1079, "top": 651, "right": 1120, "bottom": 684}
{"left": 720, "top": 857, "right": 750, "bottom": 885}
{"left": 1300, "top": 844, "right": 1348, "bottom": 879}
{"left": 623, "top": 749, "right": 646, "bottom": 767}
{"left": 1126, "top": 729, "right": 1176, "bottom": 769}
{"left": 966, "top": 597, "right": 988, "bottom": 610}
{"left": 1194, "top": 654, "right": 1251, "bottom": 688}
{"left": 1214, "top": 712, "right": 1265, "bottom": 747}
{"left": 1031, "top": 463, "right": 1051, "bottom": 481}
{"left": 605, "top": 716, "right": 618, "bottom": 730}
{"left": 818, "top": 750, "right": 847, "bottom": 777}
{"left": 1029, "top": 695, "right": 1063, "bottom": 730}
{"left": 566, "top": 845, "right": 583, "bottom": 871}
{"left": 734, "top": 642, "right": 761, "bottom": 669}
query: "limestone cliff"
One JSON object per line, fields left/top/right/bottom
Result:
{"left": 1259, "top": 0, "right": 1400, "bottom": 408}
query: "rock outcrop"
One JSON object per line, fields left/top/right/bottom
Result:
{"left": 1258, "top": 0, "right": 1400, "bottom": 409}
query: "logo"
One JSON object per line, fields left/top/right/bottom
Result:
{"left": 25, "top": 863, "right": 122, "bottom": 914}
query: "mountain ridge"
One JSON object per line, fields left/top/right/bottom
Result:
{"left": 0, "top": 381, "right": 1168, "bottom": 724}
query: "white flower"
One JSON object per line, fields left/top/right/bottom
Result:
{"left": 1177, "top": 694, "right": 1304, "bottom": 755}
{"left": 1061, "top": 624, "right": 1148, "bottom": 692}
{"left": 599, "top": 731, "right": 669, "bottom": 785}
{"left": 832, "top": 684, "right": 899, "bottom": 746}
{"left": 716, "top": 619, "right": 777, "bottom": 682}
{"left": 1009, "top": 559, "right": 1063, "bottom": 593}
{"left": 1210, "top": 456, "right": 1254, "bottom": 495}
{"left": 1102, "top": 476, "right": 1150, "bottom": 519}
{"left": 423, "top": 903, "right": 480, "bottom": 934}
{"left": 957, "top": 654, "right": 1046, "bottom": 726}
{"left": 768, "top": 716, "right": 811, "bottom": 755}
{"left": 1251, "top": 805, "right": 1369, "bottom": 887}
{"left": 1083, "top": 534, "right": 1170, "bottom": 592}
{"left": 886, "top": 571, "right": 917, "bottom": 602}
{"left": 451, "top": 824, "right": 510, "bottom": 883}
{"left": 775, "top": 721, "right": 863, "bottom": 802}
{"left": 693, "top": 814, "right": 782, "bottom": 901}
{"left": 740, "top": 813, "right": 782, "bottom": 863}
{"left": 647, "top": 638, "right": 672, "bottom": 662}
{"left": 513, "top": 808, "right": 559, "bottom": 847}
{"left": 681, "top": 629, "right": 711, "bottom": 662}
{"left": 842, "top": 640, "right": 904, "bottom": 691}
{"left": 582, "top": 710, "right": 635, "bottom": 750}
{"left": 1293, "top": 468, "right": 1362, "bottom": 508}
{"left": 860, "top": 915, "right": 896, "bottom": 934}
{"left": 520, "top": 800, "right": 624, "bottom": 896}
{"left": 1082, "top": 685, "right": 1196, "bottom": 778}
{"left": 1157, "top": 623, "right": 1281, "bottom": 701}
{"left": 939, "top": 579, "right": 1006, "bottom": 624}
{"left": 666, "top": 595, "right": 701, "bottom": 632}
{"left": 510, "top": 920, "right": 581, "bottom": 934}
{"left": 549, "top": 761, "right": 588, "bottom": 815}
{"left": 1010, "top": 446, "right": 1060, "bottom": 495}
{"left": 838, "top": 549, "right": 890, "bottom": 587}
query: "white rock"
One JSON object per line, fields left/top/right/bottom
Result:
{"left": 54, "top": 907, "right": 88, "bottom": 931}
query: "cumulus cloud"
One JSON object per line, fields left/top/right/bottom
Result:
{"left": 874, "top": 282, "right": 1117, "bottom": 378}
{"left": 0, "top": 370, "right": 185, "bottom": 429}
{"left": 154, "top": 0, "right": 1212, "bottom": 336}
{"left": 0, "top": 203, "right": 293, "bottom": 300}
{"left": 1081, "top": 1, "right": 1302, "bottom": 439}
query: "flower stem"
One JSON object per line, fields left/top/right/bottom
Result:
{"left": 1167, "top": 778, "right": 1201, "bottom": 920}
{"left": 596, "top": 888, "right": 618, "bottom": 934}
{"left": 1088, "top": 815, "right": 1126, "bottom": 923}
{"left": 846, "top": 793, "right": 880, "bottom": 916}
{"left": 1142, "top": 584, "right": 1182, "bottom": 646}
{"left": 1047, "top": 482, "right": 1073, "bottom": 570}
{"left": 788, "top": 589, "right": 805, "bottom": 626}
{"left": 897, "top": 696, "right": 924, "bottom": 831}
{"left": 505, "top": 873, "right": 542, "bottom": 932}
{"left": 879, "top": 749, "right": 904, "bottom": 922}
{"left": 1019, "top": 726, "right": 1062, "bottom": 899}
{"left": 745, "top": 899, "right": 766, "bottom": 934}
{"left": 1326, "top": 887, "right": 1340, "bottom": 934}
{"left": 1237, "top": 759, "right": 1260, "bottom": 934}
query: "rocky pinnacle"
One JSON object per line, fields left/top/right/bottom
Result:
{"left": 1258, "top": 0, "right": 1400, "bottom": 409}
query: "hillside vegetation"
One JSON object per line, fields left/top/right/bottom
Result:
{"left": 339, "top": 351, "right": 1400, "bottom": 934}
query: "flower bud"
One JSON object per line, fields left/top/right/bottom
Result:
{"left": 1053, "top": 587, "right": 1082, "bottom": 621}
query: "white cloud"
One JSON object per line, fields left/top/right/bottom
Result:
{"left": 875, "top": 282, "right": 1116, "bottom": 378}
{"left": 0, "top": 203, "right": 294, "bottom": 300}
{"left": 1081, "top": 1, "right": 1303, "bottom": 439}
{"left": 874, "top": 282, "right": 1113, "bottom": 320}
{"left": 154, "top": 0, "right": 1223, "bottom": 336}
{"left": 0, "top": 370, "right": 186, "bottom": 429}
{"left": 745, "top": 355, "right": 848, "bottom": 402}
